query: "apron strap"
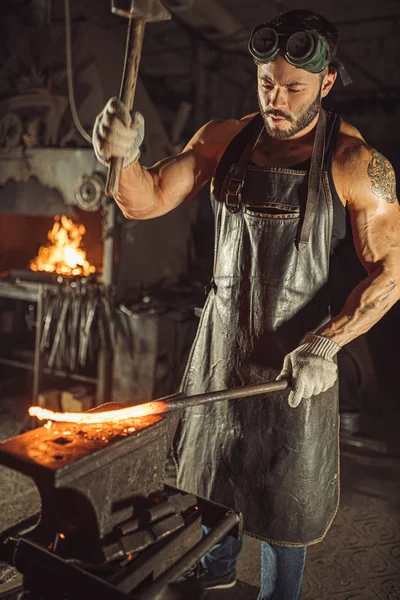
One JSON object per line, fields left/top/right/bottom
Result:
{"left": 225, "top": 115, "right": 264, "bottom": 214}
{"left": 298, "top": 110, "right": 327, "bottom": 246}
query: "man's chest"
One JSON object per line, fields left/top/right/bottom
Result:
{"left": 250, "top": 141, "right": 314, "bottom": 169}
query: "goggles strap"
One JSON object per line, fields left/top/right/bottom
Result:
{"left": 331, "top": 57, "right": 353, "bottom": 86}
{"left": 299, "top": 110, "right": 327, "bottom": 247}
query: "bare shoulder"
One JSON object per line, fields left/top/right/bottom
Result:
{"left": 334, "top": 119, "right": 368, "bottom": 166}
{"left": 184, "top": 113, "right": 257, "bottom": 170}
{"left": 332, "top": 120, "right": 397, "bottom": 207}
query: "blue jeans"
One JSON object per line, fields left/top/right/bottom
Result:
{"left": 201, "top": 527, "right": 306, "bottom": 600}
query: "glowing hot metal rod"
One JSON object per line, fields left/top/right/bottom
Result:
{"left": 29, "top": 381, "right": 289, "bottom": 425}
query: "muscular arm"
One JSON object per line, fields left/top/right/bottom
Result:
{"left": 115, "top": 118, "right": 242, "bottom": 220}
{"left": 318, "top": 145, "right": 400, "bottom": 345}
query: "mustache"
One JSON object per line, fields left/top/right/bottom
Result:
{"left": 262, "top": 109, "right": 293, "bottom": 122}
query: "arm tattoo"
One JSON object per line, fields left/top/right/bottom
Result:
{"left": 367, "top": 151, "right": 397, "bottom": 204}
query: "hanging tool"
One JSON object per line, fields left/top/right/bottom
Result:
{"left": 79, "top": 289, "right": 99, "bottom": 367}
{"left": 40, "top": 291, "right": 56, "bottom": 353}
{"left": 106, "top": 0, "right": 171, "bottom": 197}
{"left": 48, "top": 286, "right": 71, "bottom": 369}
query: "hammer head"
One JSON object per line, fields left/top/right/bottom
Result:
{"left": 112, "top": 0, "right": 171, "bottom": 21}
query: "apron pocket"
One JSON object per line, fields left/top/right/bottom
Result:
{"left": 245, "top": 202, "right": 300, "bottom": 219}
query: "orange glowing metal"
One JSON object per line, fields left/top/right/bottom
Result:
{"left": 29, "top": 215, "right": 96, "bottom": 277}
{"left": 29, "top": 401, "right": 168, "bottom": 424}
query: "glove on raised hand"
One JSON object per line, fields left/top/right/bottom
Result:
{"left": 277, "top": 334, "right": 341, "bottom": 408}
{"left": 93, "top": 97, "right": 144, "bottom": 169}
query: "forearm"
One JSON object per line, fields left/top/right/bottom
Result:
{"left": 317, "top": 266, "right": 399, "bottom": 346}
{"left": 115, "top": 150, "right": 210, "bottom": 220}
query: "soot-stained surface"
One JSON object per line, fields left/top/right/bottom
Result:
{"left": 0, "top": 413, "right": 163, "bottom": 471}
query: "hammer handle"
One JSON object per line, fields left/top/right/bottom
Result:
{"left": 106, "top": 18, "right": 146, "bottom": 197}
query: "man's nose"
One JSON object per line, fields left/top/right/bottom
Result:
{"left": 270, "top": 88, "right": 287, "bottom": 109}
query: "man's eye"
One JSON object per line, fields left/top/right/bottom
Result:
{"left": 289, "top": 88, "right": 302, "bottom": 93}
{"left": 262, "top": 85, "right": 273, "bottom": 90}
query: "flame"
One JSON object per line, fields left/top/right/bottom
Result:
{"left": 29, "top": 215, "right": 96, "bottom": 277}
{"left": 29, "top": 401, "right": 168, "bottom": 424}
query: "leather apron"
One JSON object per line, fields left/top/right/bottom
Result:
{"left": 176, "top": 111, "right": 340, "bottom": 546}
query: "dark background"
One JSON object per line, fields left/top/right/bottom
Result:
{"left": 0, "top": 0, "right": 399, "bottom": 435}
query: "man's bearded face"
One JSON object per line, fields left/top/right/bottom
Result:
{"left": 258, "top": 87, "right": 322, "bottom": 139}
{"left": 257, "top": 54, "right": 324, "bottom": 140}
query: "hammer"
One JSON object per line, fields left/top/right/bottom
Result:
{"left": 106, "top": 0, "right": 171, "bottom": 197}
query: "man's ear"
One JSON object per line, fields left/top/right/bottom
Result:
{"left": 321, "top": 70, "right": 337, "bottom": 98}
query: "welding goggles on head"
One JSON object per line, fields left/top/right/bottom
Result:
{"left": 248, "top": 24, "right": 352, "bottom": 85}
{"left": 248, "top": 24, "right": 331, "bottom": 73}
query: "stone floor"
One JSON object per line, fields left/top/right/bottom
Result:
{"left": 206, "top": 450, "right": 400, "bottom": 600}
{"left": 0, "top": 398, "right": 400, "bottom": 599}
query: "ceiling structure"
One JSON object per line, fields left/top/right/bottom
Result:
{"left": 134, "top": 0, "right": 400, "bottom": 148}
{"left": 0, "top": 0, "right": 399, "bottom": 153}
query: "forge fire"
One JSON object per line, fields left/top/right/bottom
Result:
{"left": 29, "top": 215, "right": 96, "bottom": 277}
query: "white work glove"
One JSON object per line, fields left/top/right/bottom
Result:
{"left": 277, "top": 334, "right": 341, "bottom": 408}
{"left": 93, "top": 97, "right": 144, "bottom": 169}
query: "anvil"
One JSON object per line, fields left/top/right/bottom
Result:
{"left": 0, "top": 412, "right": 169, "bottom": 561}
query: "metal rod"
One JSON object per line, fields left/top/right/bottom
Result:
{"left": 0, "top": 358, "right": 36, "bottom": 371}
{"left": 0, "top": 359, "right": 97, "bottom": 385}
{"left": 45, "top": 368, "right": 97, "bottom": 385}
{"left": 340, "top": 432, "right": 388, "bottom": 455}
{"left": 32, "top": 284, "right": 44, "bottom": 405}
{"left": 138, "top": 511, "right": 241, "bottom": 600}
{"left": 156, "top": 379, "right": 289, "bottom": 414}
{"left": 102, "top": 201, "right": 116, "bottom": 287}
{"left": 96, "top": 200, "right": 116, "bottom": 406}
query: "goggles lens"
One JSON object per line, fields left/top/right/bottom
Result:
{"left": 252, "top": 27, "right": 278, "bottom": 56}
{"left": 286, "top": 31, "right": 316, "bottom": 61}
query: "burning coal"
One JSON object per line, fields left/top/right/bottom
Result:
{"left": 29, "top": 215, "right": 96, "bottom": 277}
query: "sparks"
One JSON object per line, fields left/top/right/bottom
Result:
{"left": 29, "top": 401, "right": 168, "bottom": 424}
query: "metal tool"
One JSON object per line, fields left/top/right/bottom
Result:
{"left": 48, "top": 287, "right": 71, "bottom": 368}
{"left": 31, "top": 381, "right": 290, "bottom": 425}
{"left": 137, "top": 380, "right": 290, "bottom": 416}
{"left": 79, "top": 291, "right": 98, "bottom": 367}
{"left": 40, "top": 291, "right": 56, "bottom": 353}
{"left": 69, "top": 282, "right": 82, "bottom": 371}
{"left": 106, "top": 0, "right": 171, "bottom": 197}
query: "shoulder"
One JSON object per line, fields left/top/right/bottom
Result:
{"left": 334, "top": 119, "right": 368, "bottom": 168}
{"left": 332, "top": 119, "right": 397, "bottom": 207}
{"left": 184, "top": 113, "right": 258, "bottom": 169}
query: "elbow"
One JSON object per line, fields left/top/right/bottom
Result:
{"left": 115, "top": 192, "right": 155, "bottom": 220}
{"left": 119, "top": 203, "right": 159, "bottom": 221}
{"left": 120, "top": 206, "right": 141, "bottom": 220}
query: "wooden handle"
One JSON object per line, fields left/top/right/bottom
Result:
{"left": 106, "top": 18, "right": 146, "bottom": 197}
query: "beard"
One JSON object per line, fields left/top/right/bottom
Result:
{"left": 258, "top": 87, "right": 322, "bottom": 140}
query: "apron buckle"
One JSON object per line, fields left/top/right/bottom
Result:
{"left": 225, "top": 177, "right": 244, "bottom": 213}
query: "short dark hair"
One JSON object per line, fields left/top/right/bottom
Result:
{"left": 269, "top": 9, "right": 339, "bottom": 58}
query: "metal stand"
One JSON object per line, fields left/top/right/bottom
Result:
{"left": 32, "top": 284, "right": 44, "bottom": 405}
